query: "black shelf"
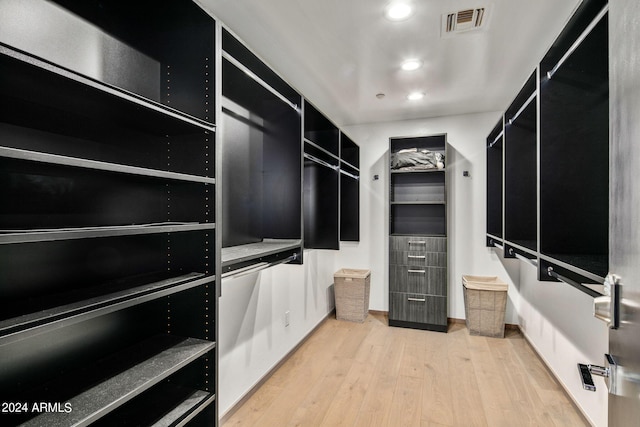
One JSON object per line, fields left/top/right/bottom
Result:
{"left": 391, "top": 172, "right": 445, "bottom": 203}
{"left": 0, "top": 157, "right": 213, "bottom": 233}
{"left": 91, "top": 384, "right": 215, "bottom": 427}
{"left": 20, "top": 335, "right": 214, "bottom": 427}
{"left": 0, "top": 272, "right": 212, "bottom": 346}
{"left": 0, "top": 231, "right": 213, "bottom": 324}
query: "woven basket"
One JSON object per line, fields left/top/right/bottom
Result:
{"left": 462, "top": 275, "right": 508, "bottom": 338}
{"left": 334, "top": 269, "right": 371, "bottom": 322}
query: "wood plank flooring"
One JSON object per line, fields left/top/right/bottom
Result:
{"left": 222, "top": 313, "right": 588, "bottom": 427}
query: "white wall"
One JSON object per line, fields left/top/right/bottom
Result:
{"left": 218, "top": 249, "right": 337, "bottom": 416}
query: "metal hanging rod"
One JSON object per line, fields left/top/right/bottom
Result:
{"left": 508, "top": 92, "right": 536, "bottom": 125}
{"left": 488, "top": 129, "right": 504, "bottom": 148}
{"left": 304, "top": 153, "right": 339, "bottom": 171}
{"left": 515, "top": 252, "right": 538, "bottom": 267}
{"left": 304, "top": 138, "right": 340, "bottom": 163}
{"left": 221, "top": 254, "right": 297, "bottom": 280}
{"left": 339, "top": 168, "right": 359, "bottom": 180}
{"left": 546, "top": 4, "right": 609, "bottom": 80}
{"left": 222, "top": 51, "right": 299, "bottom": 111}
{"left": 340, "top": 159, "right": 359, "bottom": 172}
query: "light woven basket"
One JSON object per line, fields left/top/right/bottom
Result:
{"left": 462, "top": 275, "right": 508, "bottom": 338}
{"left": 334, "top": 269, "right": 371, "bottom": 322}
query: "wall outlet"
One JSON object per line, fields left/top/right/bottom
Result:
{"left": 284, "top": 310, "right": 290, "bottom": 327}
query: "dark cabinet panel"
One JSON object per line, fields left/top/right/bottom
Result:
{"left": 340, "top": 132, "right": 360, "bottom": 242}
{"left": 486, "top": 119, "right": 503, "bottom": 241}
{"left": 539, "top": 8, "right": 608, "bottom": 279}
{"left": 504, "top": 72, "right": 537, "bottom": 253}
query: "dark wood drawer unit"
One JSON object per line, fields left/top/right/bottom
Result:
{"left": 389, "top": 293, "right": 447, "bottom": 331}
{"left": 389, "top": 136, "right": 448, "bottom": 332}
{"left": 389, "top": 265, "right": 446, "bottom": 295}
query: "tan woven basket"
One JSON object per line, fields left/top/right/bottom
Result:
{"left": 334, "top": 269, "right": 371, "bottom": 322}
{"left": 462, "top": 275, "right": 508, "bottom": 338}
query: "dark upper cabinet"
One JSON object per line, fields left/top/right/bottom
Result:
{"left": 303, "top": 100, "right": 340, "bottom": 250}
{"left": 504, "top": 71, "right": 537, "bottom": 256}
{"left": 486, "top": 118, "right": 504, "bottom": 244}
{"left": 220, "top": 29, "right": 303, "bottom": 274}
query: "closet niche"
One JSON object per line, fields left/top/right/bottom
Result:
{"left": 303, "top": 101, "right": 340, "bottom": 250}
{"left": 220, "top": 29, "right": 303, "bottom": 276}
{"left": 340, "top": 132, "right": 360, "bottom": 242}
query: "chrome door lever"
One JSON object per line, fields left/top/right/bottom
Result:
{"left": 593, "top": 273, "right": 621, "bottom": 329}
{"left": 578, "top": 354, "right": 618, "bottom": 394}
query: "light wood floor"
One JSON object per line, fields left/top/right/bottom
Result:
{"left": 222, "top": 313, "right": 588, "bottom": 427}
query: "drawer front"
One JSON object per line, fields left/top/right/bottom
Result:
{"left": 389, "top": 251, "right": 446, "bottom": 268}
{"left": 389, "top": 265, "right": 446, "bottom": 295}
{"left": 390, "top": 236, "right": 447, "bottom": 253}
{"left": 389, "top": 292, "right": 447, "bottom": 326}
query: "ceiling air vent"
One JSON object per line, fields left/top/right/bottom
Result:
{"left": 442, "top": 7, "right": 487, "bottom": 36}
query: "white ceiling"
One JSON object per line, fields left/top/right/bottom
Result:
{"left": 199, "top": 0, "right": 581, "bottom": 127}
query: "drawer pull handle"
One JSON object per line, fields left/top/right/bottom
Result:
{"left": 407, "top": 255, "right": 426, "bottom": 259}
{"left": 407, "top": 297, "right": 426, "bottom": 302}
{"left": 408, "top": 241, "right": 426, "bottom": 245}
{"left": 407, "top": 269, "right": 426, "bottom": 274}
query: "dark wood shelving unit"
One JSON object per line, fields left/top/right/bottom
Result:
{"left": 220, "top": 29, "right": 303, "bottom": 275}
{"left": 0, "top": 1, "right": 217, "bottom": 425}
{"left": 389, "top": 135, "right": 448, "bottom": 332}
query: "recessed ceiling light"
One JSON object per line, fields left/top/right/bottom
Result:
{"left": 407, "top": 91, "right": 425, "bottom": 101}
{"left": 385, "top": 2, "right": 413, "bottom": 21}
{"left": 401, "top": 59, "right": 422, "bottom": 71}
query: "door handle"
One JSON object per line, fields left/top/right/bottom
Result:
{"left": 594, "top": 273, "right": 621, "bottom": 329}
{"left": 578, "top": 354, "right": 618, "bottom": 394}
